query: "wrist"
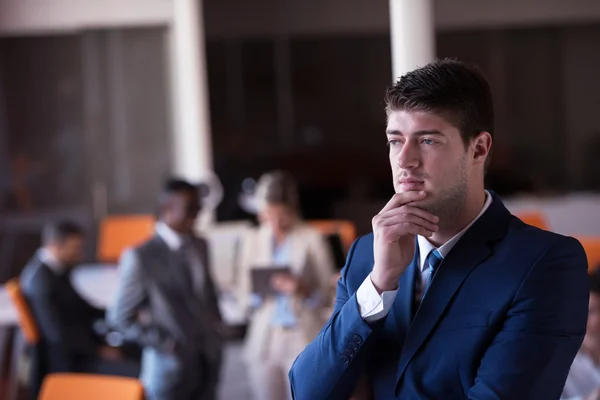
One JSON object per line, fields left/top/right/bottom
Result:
{"left": 370, "top": 269, "right": 400, "bottom": 293}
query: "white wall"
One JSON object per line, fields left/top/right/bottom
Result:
{"left": 2, "top": 0, "right": 600, "bottom": 37}
{"left": 0, "top": 0, "right": 172, "bottom": 36}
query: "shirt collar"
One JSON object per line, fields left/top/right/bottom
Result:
{"left": 417, "top": 190, "right": 493, "bottom": 272}
{"left": 155, "top": 221, "right": 187, "bottom": 251}
{"left": 38, "top": 248, "right": 66, "bottom": 274}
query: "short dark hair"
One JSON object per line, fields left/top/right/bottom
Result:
{"left": 42, "top": 220, "right": 84, "bottom": 246}
{"left": 156, "top": 178, "right": 200, "bottom": 215}
{"left": 590, "top": 270, "right": 600, "bottom": 295}
{"left": 384, "top": 58, "right": 494, "bottom": 146}
{"left": 163, "top": 178, "right": 198, "bottom": 196}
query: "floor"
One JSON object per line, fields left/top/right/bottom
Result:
{"left": 218, "top": 341, "right": 254, "bottom": 400}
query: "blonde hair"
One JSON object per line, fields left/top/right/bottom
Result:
{"left": 255, "top": 171, "right": 300, "bottom": 212}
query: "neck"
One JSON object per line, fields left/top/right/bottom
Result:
{"left": 583, "top": 336, "right": 600, "bottom": 362}
{"left": 41, "top": 247, "right": 67, "bottom": 271}
{"left": 429, "top": 188, "right": 486, "bottom": 247}
{"left": 161, "top": 221, "right": 188, "bottom": 236}
{"left": 44, "top": 247, "right": 60, "bottom": 260}
{"left": 273, "top": 230, "right": 287, "bottom": 244}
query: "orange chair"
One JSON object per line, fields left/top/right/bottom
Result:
{"left": 308, "top": 220, "right": 357, "bottom": 253}
{"left": 576, "top": 236, "right": 600, "bottom": 273}
{"left": 97, "top": 215, "right": 155, "bottom": 263}
{"left": 514, "top": 211, "right": 550, "bottom": 231}
{"left": 39, "top": 373, "right": 144, "bottom": 400}
{"left": 5, "top": 279, "right": 40, "bottom": 346}
{"left": 5, "top": 279, "right": 43, "bottom": 399}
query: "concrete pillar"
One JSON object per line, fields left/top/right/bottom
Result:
{"left": 169, "top": 0, "right": 213, "bottom": 181}
{"left": 389, "top": 0, "right": 436, "bottom": 80}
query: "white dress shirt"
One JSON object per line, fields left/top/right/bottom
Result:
{"left": 38, "top": 248, "right": 66, "bottom": 275}
{"left": 357, "top": 191, "right": 492, "bottom": 322}
{"left": 562, "top": 351, "right": 600, "bottom": 400}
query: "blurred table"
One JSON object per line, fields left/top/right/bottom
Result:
{"left": 70, "top": 264, "right": 119, "bottom": 308}
{"left": 0, "top": 287, "right": 19, "bottom": 400}
{"left": 0, "top": 287, "right": 18, "bottom": 327}
{"left": 0, "top": 287, "right": 18, "bottom": 382}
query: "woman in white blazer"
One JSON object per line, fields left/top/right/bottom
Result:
{"left": 237, "top": 171, "right": 336, "bottom": 400}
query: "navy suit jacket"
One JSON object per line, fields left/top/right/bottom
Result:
{"left": 20, "top": 256, "right": 105, "bottom": 371}
{"left": 289, "top": 193, "right": 589, "bottom": 399}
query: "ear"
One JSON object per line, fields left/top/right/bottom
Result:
{"left": 157, "top": 196, "right": 174, "bottom": 218}
{"left": 471, "top": 131, "right": 492, "bottom": 165}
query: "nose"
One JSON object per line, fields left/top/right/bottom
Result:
{"left": 395, "top": 140, "right": 420, "bottom": 169}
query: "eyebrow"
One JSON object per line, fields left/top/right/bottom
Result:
{"left": 386, "top": 129, "right": 445, "bottom": 137}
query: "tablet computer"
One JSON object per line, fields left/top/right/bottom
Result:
{"left": 250, "top": 266, "right": 291, "bottom": 297}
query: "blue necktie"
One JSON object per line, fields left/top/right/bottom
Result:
{"left": 426, "top": 249, "right": 444, "bottom": 286}
{"left": 413, "top": 249, "right": 444, "bottom": 318}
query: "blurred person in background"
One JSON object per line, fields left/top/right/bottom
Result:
{"left": 20, "top": 221, "right": 134, "bottom": 375}
{"left": 563, "top": 269, "right": 600, "bottom": 400}
{"left": 108, "top": 179, "right": 224, "bottom": 400}
{"left": 237, "top": 170, "right": 335, "bottom": 400}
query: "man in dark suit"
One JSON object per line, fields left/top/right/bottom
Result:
{"left": 289, "top": 59, "right": 589, "bottom": 399}
{"left": 108, "top": 179, "right": 224, "bottom": 400}
{"left": 20, "top": 221, "right": 132, "bottom": 375}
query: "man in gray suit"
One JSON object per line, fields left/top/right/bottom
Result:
{"left": 108, "top": 179, "right": 224, "bottom": 400}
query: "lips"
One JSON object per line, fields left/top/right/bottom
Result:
{"left": 398, "top": 178, "right": 424, "bottom": 191}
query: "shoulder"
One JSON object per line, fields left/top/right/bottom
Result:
{"left": 119, "top": 238, "right": 157, "bottom": 269}
{"left": 504, "top": 216, "right": 586, "bottom": 263}
{"left": 129, "top": 236, "right": 165, "bottom": 258}
{"left": 340, "top": 233, "right": 374, "bottom": 288}
{"left": 238, "top": 225, "right": 263, "bottom": 248}
{"left": 350, "top": 233, "right": 374, "bottom": 255}
{"left": 496, "top": 217, "right": 588, "bottom": 303}
{"left": 192, "top": 235, "right": 209, "bottom": 254}
{"left": 293, "top": 223, "right": 328, "bottom": 242}
{"left": 20, "top": 258, "right": 54, "bottom": 295}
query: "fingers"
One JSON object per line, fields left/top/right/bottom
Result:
{"left": 379, "top": 191, "right": 427, "bottom": 213}
{"left": 379, "top": 221, "right": 435, "bottom": 238}
{"left": 379, "top": 213, "right": 439, "bottom": 233}
{"left": 378, "top": 205, "right": 439, "bottom": 225}
{"left": 373, "top": 204, "right": 439, "bottom": 239}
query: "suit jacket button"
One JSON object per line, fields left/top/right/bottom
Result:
{"left": 352, "top": 334, "right": 363, "bottom": 344}
{"left": 348, "top": 341, "right": 359, "bottom": 351}
{"left": 343, "top": 348, "right": 354, "bottom": 358}
{"left": 340, "top": 355, "right": 350, "bottom": 364}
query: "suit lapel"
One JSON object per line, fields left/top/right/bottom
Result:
{"left": 189, "top": 238, "right": 207, "bottom": 296}
{"left": 255, "top": 224, "right": 307, "bottom": 273}
{"left": 288, "top": 227, "right": 308, "bottom": 275}
{"left": 395, "top": 192, "right": 511, "bottom": 387}
{"left": 256, "top": 226, "right": 275, "bottom": 266}
{"left": 388, "top": 240, "right": 419, "bottom": 339}
{"left": 149, "top": 235, "right": 171, "bottom": 273}
{"left": 150, "top": 235, "right": 193, "bottom": 294}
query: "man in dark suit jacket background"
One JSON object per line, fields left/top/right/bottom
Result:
{"left": 20, "top": 221, "right": 132, "bottom": 376}
{"left": 289, "top": 59, "right": 589, "bottom": 399}
{"left": 108, "top": 179, "right": 224, "bottom": 400}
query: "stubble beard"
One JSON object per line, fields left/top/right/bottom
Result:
{"left": 414, "top": 161, "right": 469, "bottom": 229}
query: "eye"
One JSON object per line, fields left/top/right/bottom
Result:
{"left": 387, "top": 139, "right": 401, "bottom": 148}
{"left": 421, "top": 138, "right": 436, "bottom": 145}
